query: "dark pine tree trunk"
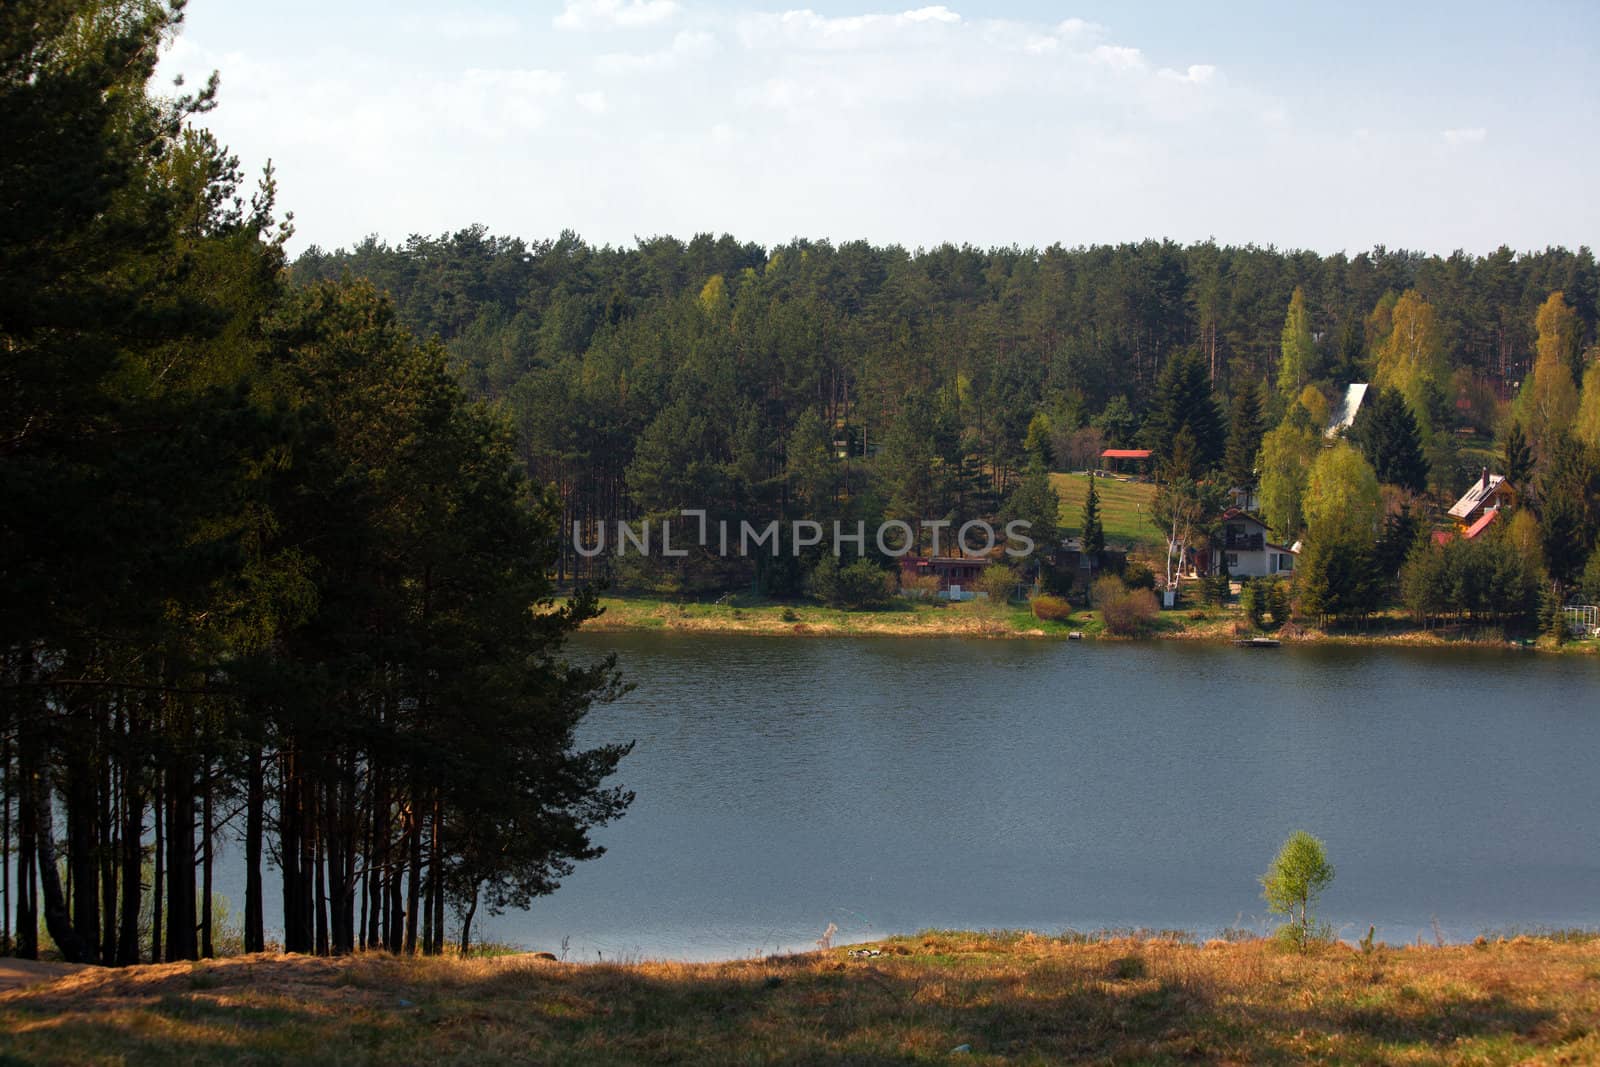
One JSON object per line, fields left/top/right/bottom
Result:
{"left": 244, "top": 745, "right": 264, "bottom": 953}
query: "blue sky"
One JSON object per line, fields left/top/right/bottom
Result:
{"left": 160, "top": 1, "right": 1600, "bottom": 256}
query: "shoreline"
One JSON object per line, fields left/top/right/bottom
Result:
{"left": 582, "top": 595, "right": 1597, "bottom": 655}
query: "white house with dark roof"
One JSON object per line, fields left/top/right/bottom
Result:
{"left": 1194, "top": 509, "right": 1298, "bottom": 579}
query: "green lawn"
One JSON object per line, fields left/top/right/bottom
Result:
{"left": 1051, "top": 472, "right": 1160, "bottom": 553}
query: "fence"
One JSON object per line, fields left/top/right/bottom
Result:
{"left": 1563, "top": 604, "right": 1600, "bottom": 638}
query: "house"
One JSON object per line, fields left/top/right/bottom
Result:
{"left": 1051, "top": 539, "right": 1128, "bottom": 592}
{"left": 1325, "top": 383, "right": 1369, "bottom": 438}
{"left": 1195, "top": 509, "right": 1298, "bottom": 579}
{"left": 1229, "top": 484, "right": 1260, "bottom": 512}
{"left": 898, "top": 556, "right": 990, "bottom": 599}
{"left": 1448, "top": 469, "right": 1515, "bottom": 526}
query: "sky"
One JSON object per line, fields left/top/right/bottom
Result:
{"left": 157, "top": 0, "right": 1600, "bottom": 257}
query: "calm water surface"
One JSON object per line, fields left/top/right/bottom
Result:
{"left": 466, "top": 635, "right": 1600, "bottom": 960}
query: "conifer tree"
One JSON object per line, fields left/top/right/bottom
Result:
{"left": 1081, "top": 472, "right": 1105, "bottom": 556}
{"left": 1224, "top": 384, "right": 1265, "bottom": 493}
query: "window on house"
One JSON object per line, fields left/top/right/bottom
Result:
{"left": 1226, "top": 553, "right": 1238, "bottom": 568}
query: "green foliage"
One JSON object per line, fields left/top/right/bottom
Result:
{"left": 1535, "top": 432, "right": 1600, "bottom": 587}
{"left": 1224, "top": 384, "right": 1265, "bottom": 491}
{"left": 1256, "top": 421, "right": 1319, "bottom": 542}
{"left": 1080, "top": 473, "right": 1105, "bottom": 556}
{"left": 1122, "top": 560, "right": 1158, "bottom": 592}
{"left": 1503, "top": 421, "right": 1534, "bottom": 490}
{"left": 1373, "top": 504, "right": 1421, "bottom": 584}
{"left": 1144, "top": 350, "right": 1225, "bottom": 476}
{"left": 1296, "top": 529, "right": 1381, "bottom": 627}
{"left": 1399, "top": 532, "right": 1543, "bottom": 626}
{"left": 1004, "top": 460, "right": 1061, "bottom": 555}
{"left": 809, "top": 555, "right": 894, "bottom": 609}
{"left": 1278, "top": 287, "right": 1316, "bottom": 400}
{"left": 1261, "top": 831, "right": 1335, "bottom": 953}
{"left": 1304, "top": 443, "right": 1381, "bottom": 543}
{"left": 1240, "top": 578, "right": 1288, "bottom": 630}
{"left": 977, "top": 563, "right": 1023, "bottom": 603}
{"left": 1351, "top": 387, "right": 1429, "bottom": 494}
{"left": 1580, "top": 547, "right": 1600, "bottom": 606}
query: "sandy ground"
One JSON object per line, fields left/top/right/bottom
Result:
{"left": 0, "top": 958, "right": 88, "bottom": 995}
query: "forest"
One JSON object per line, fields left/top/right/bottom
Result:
{"left": 293, "top": 222, "right": 1600, "bottom": 614}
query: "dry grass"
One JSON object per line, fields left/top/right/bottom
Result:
{"left": 2, "top": 932, "right": 1597, "bottom": 1065}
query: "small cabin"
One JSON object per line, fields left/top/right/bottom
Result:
{"left": 898, "top": 556, "right": 989, "bottom": 599}
{"left": 1194, "top": 510, "right": 1297, "bottom": 579}
{"left": 1448, "top": 469, "right": 1515, "bottom": 527}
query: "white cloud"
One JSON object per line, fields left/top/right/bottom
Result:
{"left": 576, "top": 90, "right": 609, "bottom": 114}
{"left": 555, "top": 0, "right": 680, "bottom": 31}
{"left": 738, "top": 7, "right": 962, "bottom": 50}
{"left": 1160, "top": 64, "right": 1216, "bottom": 85}
{"left": 595, "top": 30, "right": 716, "bottom": 75}
{"left": 1442, "top": 127, "right": 1487, "bottom": 145}
{"left": 396, "top": 12, "right": 522, "bottom": 41}
{"left": 1091, "top": 44, "right": 1146, "bottom": 71}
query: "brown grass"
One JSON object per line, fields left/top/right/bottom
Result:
{"left": 2, "top": 932, "right": 1597, "bottom": 1065}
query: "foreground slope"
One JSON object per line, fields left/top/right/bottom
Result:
{"left": 1, "top": 933, "right": 1597, "bottom": 1065}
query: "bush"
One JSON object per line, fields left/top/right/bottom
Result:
{"left": 1123, "top": 560, "right": 1158, "bottom": 591}
{"left": 1031, "top": 594, "right": 1073, "bottom": 621}
{"left": 1092, "top": 575, "right": 1160, "bottom": 636}
{"left": 1580, "top": 547, "right": 1600, "bottom": 607}
{"left": 809, "top": 556, "right": 894, "bottom": 609}
{"left": 977, "top": 562, "right": 1022, "bottom": 603}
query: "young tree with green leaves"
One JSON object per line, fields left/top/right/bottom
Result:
{"left": 1278, "top": 286, "right": 1315, "bottom": 400}
{"left": 1261, "top": 831, "right": 1335, "bottom": 952}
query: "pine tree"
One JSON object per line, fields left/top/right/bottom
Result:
{"left": 1504, "top": 422, "right": 1534, "bottom": 490}
{"left": 1081, "top": 472, "right": 1105, "bottom": 556}
{"left": 1351, "top": 387, "right": 1429, "bottom": 494}
{"left": 1144, "top": 349, "right": 1225, "bottom": 475}
{"left": 1224, "top": 384, "right": 1265, "bottom": 492}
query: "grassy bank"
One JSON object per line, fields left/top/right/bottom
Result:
{"left": 583, "top": 594, "right": 1600, "bottom": 653}
{"left": 1050, "top": 472, "right": 1160, "bottom": 552}
{"left": 3, "top": 932, "right": 1597, "bottom": 1064}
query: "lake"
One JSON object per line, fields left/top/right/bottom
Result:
{"left": 470, "top": 634, "right": 1600, "bottom": 961}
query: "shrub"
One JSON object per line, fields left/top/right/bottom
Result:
{"left": 1580, "top": 547, "right": 1600, "bottom": 607}
{"left": 977, "top": 563, "right": 1022, "bottom": 603}
{"left": 1031, "top": 594, "right": 1073, "bottom": 621}
{"left": 1242, "top": 578, "right": 1289, "bottom": 630}
{"left": 1123, "top": 560, "right": 1158, "bottom": 591}
{"left": 1092, "top": 575, "right": 1160, "bottom": 636}
{"left": 809, "top": 556, "right": 894, "bottom": 609}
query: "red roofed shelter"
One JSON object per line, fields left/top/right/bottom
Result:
{"left": 1100, "top": 448, "right": 1152, "bottom": 476}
